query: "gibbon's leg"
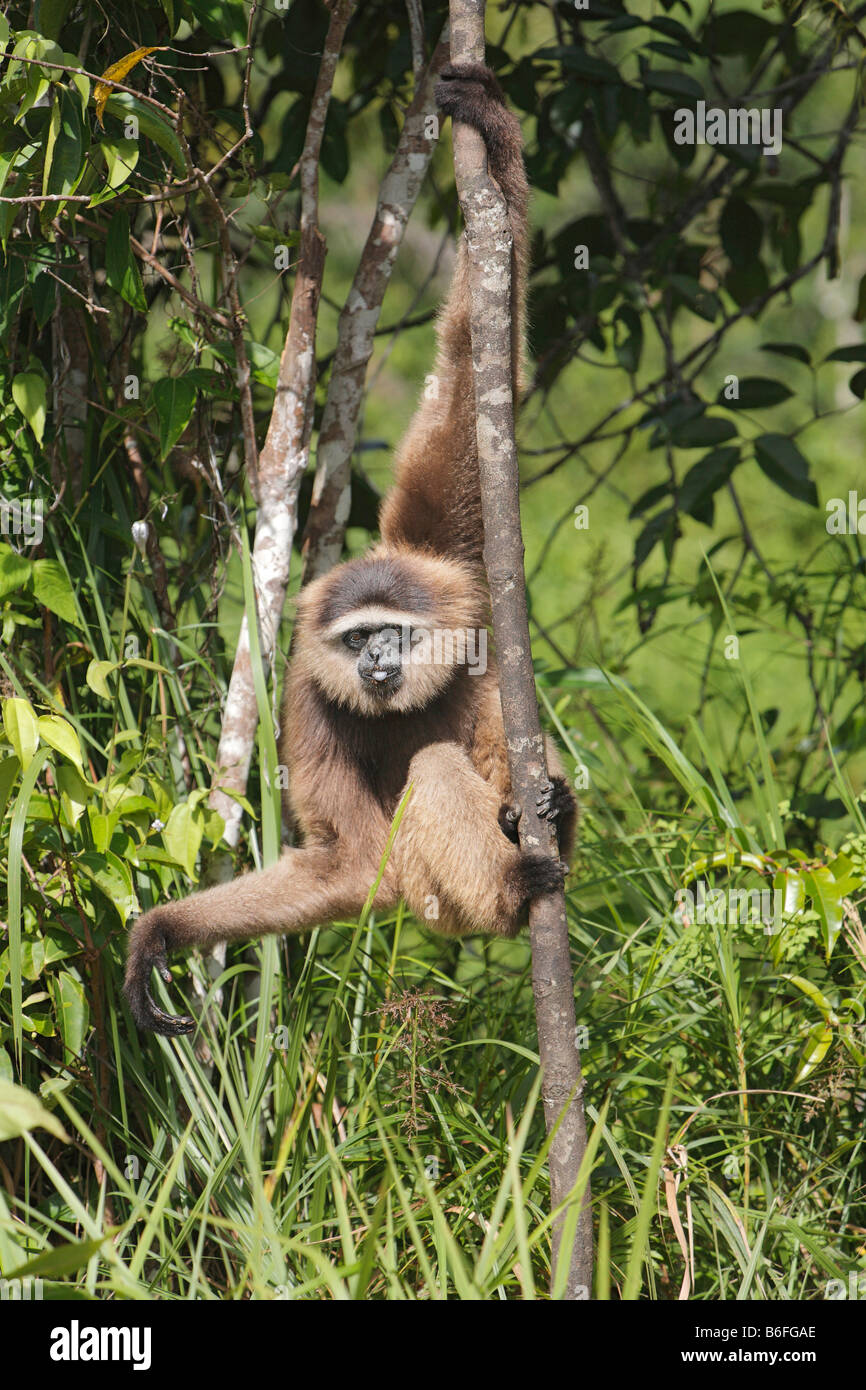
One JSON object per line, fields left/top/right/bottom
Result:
{"left": 393, "top": 742, "right": 565, "bottom": 938}
{"left": 124, "top": 844, "right": 396, "bottom": 1036}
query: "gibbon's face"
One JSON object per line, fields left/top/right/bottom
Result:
{"left": 296, "top": 550, "right": 487, "bottom": 717}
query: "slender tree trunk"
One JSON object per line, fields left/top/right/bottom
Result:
{"left": 447, "top": 0, "right": 593, "bottom": 1299}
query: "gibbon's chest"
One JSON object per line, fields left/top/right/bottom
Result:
{"left": 300, "top": 674, "right": 484, "bottom": 818}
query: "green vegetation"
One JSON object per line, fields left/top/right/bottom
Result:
{"left": 0, "top": 0, "right": 864, "bottom": 1300}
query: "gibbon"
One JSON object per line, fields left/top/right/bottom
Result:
{"left": 125, "top": 63, "right": 577, "bottom": 1036}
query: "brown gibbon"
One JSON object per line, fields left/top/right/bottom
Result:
{"left": 125, "top": 62, "right": 577, "bottom": 1036}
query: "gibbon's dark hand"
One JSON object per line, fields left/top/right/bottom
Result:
{"left": 124, "top": 915, "right": 196, "bottom": 1037}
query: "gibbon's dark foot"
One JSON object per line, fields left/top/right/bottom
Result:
{"left": 536, "top": 776, "right": 577, "bottom": 826}
{"left": 511, "top": 850, "right": 567, "bottom": 905}
{"left": 124, "top": 915, "right": 196, "bottom": 1037}
{"left": 499, "top": 777, "right": 576, "bottom": 844}
{"left": 435, "top": 63, "right": 516, "bottom": 158}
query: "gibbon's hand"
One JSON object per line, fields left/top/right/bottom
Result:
{"left": 124, "top": 913, "right": 196, "bottom": 1037}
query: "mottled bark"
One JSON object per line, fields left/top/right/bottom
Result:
{"left": 447, "top": 0, "right": 593, "bottom": 1299}
{"left": 210, "top": 0, "right": 355, "bottom": 845}
{"left": 301, "top": 30, "right": 449, "bottom": 584}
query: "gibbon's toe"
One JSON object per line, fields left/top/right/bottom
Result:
{"left": 124, "top": 915, "right": 195, "bottom": 1037}
{"left": 498, "top": 801, "right": 522, "bottom": 843}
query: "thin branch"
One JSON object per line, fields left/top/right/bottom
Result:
{"left": 448, "top": 0, "right": 592, "bottom": 1300}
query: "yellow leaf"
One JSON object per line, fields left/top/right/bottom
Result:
{"left": 94, "top": 46, "right": 162, "bottom": 128}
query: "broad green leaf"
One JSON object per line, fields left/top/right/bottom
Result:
{"left": 718, "top": 378, "right": 793, "bottom": 409}
{"left": 77, "top": 850, "right": 138, "bottom": 923}
{"left": 785, "top": 973, "right": 834, "bottom": 1020}
{"left": 11, "top": 372, "right": 47, "bottom": 445}
{"left": 754, "top": 435, "right": 818, "bottom": 507}
{"left": 33, "top": 1, "right": 74, "bottom": 40}
{"left": 163, "top": 799, "right": 203, "bottom": 878}
{"left": 0, "top": 1079, "right": 68, "bottom": 1142}
{"left": 56, "top": 762, "right": 94, "bottom": 823}
{"left": 44, "top": 86, "right": 85, "bottom": 197}
{"left": 0, "top": 754, "right": 20, "bottom": 817}
{"left": 0, "top": 543, "right": 31, "bottom": 599}
{"left": 100, "top": 136, "right": 139, "bottom": 189}
{"left": 803, "top": 867, "right": 845, "bottom": 960}
{"left": 2, "top": 698, "right": 39, "bottom": 766}
{"left": 36, "top": 714, "right": 83, "bottom": 769}
{"left": 794, "top": 1021, "right": 834, "bottom": 1082}
{"left": 153, "top": 377, "right": 196, "bottom": 459}
{"left": 85, "top": 659, "right": 118, "bottom": 699}
{"left": 32, "top": 559, "right": 78, "bottom": 624}
{"left": 105, "top": 209, "right": 146, "bottom": 312}
{"left": 51, "top": 970, "right": 89, "bottom": 1058}
{"left": 102, "top": 93, "right": 185, "bottom": 172}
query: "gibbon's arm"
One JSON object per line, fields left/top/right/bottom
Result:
{"left": 124, "top": 845, "right": 396, "bottom": 1036}
{"left": 378, "top": 63, "right": 529, "bottom": 567}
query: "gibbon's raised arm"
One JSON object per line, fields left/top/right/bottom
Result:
{"left": 124, "top": 63, "right": 576, "bottom": 1038}
{"left": 378, "top": 63, "right": 529, "bottom": 566}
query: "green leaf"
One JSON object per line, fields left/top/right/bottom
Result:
{"left": 77, "top": 850, "right": 138, "bottom": 923}
{"left": 152, "top": 377, "right": 196, "bottom": 460}
{"left": 33, "top": 1, "right": 74, "bottom": 40}
{"left": 56, "top": 761, "right": 93, "bottom": 823}
{"left": 753, "top": 434, "right": 817, "bottom": 507}
{"left": 36, "top": 714, "right": 83, "bottom": 768}
{"left": 803, "top": 867, "right": 845, "bottom": 960}
{"left": 102, "top": 93, "right": 186, "bottom": 173}
{"left": 11, "top": 372, "right": 47, "bottom": 445}
{"left": 44, "top": 86, "right": 85, "bottom": 197}
{"left": 2, "top": 697, "right": 39, "bottom": 766}
{"left": 0, "top": 754, "right": 20, "bottom": 818}
{"left": 849, "top": 369, "right": 866, "bottom": 400}
{"left": 105, "top": 209, "right": 146, "bottom": 312}
{"left": 32, "top": 559, "right": 79, "bottom": 624}
{"left": 50, "top": 970, "right": 88, "bottom": 1058}
{"left": 162, "top": 799, "right": 203, "bottom": 878}
{"left": 0, "top": 543, "right": 31, "bottom": 599}
{"left": 823, "top": 344, "right": 866, "bottom": 363}
{"left": 0, "top": 1079, "right": 68, "bottom": 1142}
{"left": 85, "top": 658, "right": 117, "bottom": 699}
{"left": 718, "top": 377, "right": 793, "bottom": 409}
{"left": 100, "top": 136, "right": 139, "bottom": 189}
{"left": 642, "top": 68, "right": 703, "bottom": 99}
{"left": 720, "top": 197, "right": 763, "bottom": 269}
{"left": 760, "top": 342, "right": 811, "bottom": 365}
{"left": 672, "top": 415, "right": 737, "bottom": 448}
{"left": 794, "top": 1021, "right": 834, "bottom": 1082}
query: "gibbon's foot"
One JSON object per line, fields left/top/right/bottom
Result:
{"left": 537, "top": 776, "right": 577, "bottom": 826}
{"left": 435, "top": 62, "right": 514, "bottom": 153}
{"left": 511, "top": 850, "right": 567, "bottom": 904}
{"left": 499, "top": 777, "right": 576, "bottom": 843}
{"left": 124, "top": 915, "right": 196, "bottom": 1037}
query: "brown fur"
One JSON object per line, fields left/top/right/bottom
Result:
{"left": 124, "top": 63, "right": 576, "bottom": 1037}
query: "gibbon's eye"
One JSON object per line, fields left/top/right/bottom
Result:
{"left": 343, "top": 630, "right": 367, "bottom": 651}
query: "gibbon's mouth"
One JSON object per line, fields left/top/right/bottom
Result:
{"left": 362, "top": 666, "right": 403, "bottom": 695}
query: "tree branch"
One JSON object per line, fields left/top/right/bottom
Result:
{"left": 447, "top": 0, "right": 592, "bottom": 1298}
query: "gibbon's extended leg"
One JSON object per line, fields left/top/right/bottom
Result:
{"left": 124, "top": 845, "right": 396, "bottom": 1035}
{"left": 393, "top": 743, "right": 565, "bottom": 937}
